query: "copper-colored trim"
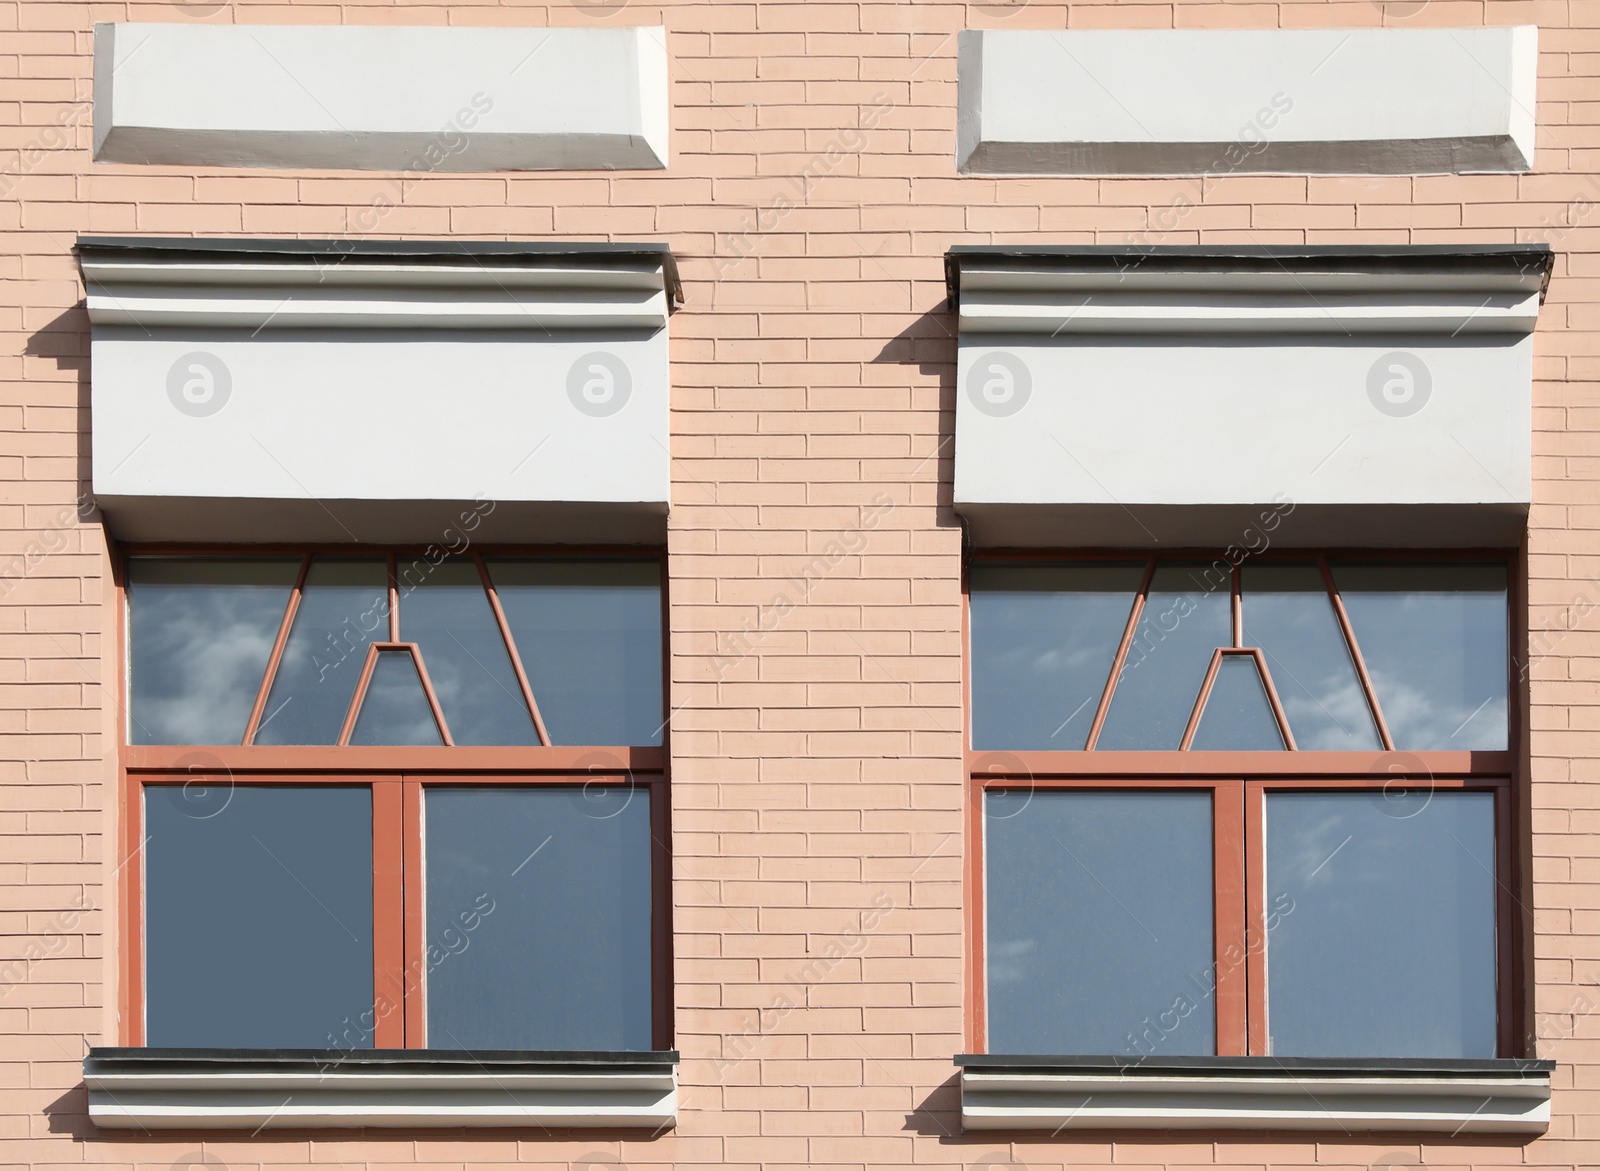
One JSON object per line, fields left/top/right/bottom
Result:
{"left": 127, "top": 744, "right": 667, "bottom": 773}
{"left": 241, "top": 555, "right": 310, "bottom": 747}
{"left": 961, "top": 558, "right": 985, "bottom": 1051}
{"left": 1509, "top": 532, "right": 1533, "bottom": 1056}
{"left": 387, "top": 552, "right": 400, "bottom": 642}
{"left": 410, "top": 645, "right": 454, "bottom": 748}
{"left": 968, "top": 771, "right": 1505, "bottom": 795}
{"left": 123, "top": 775, "right": 145, "bottom": 1047}
{"left": 476, "top": 554, "right": 550, "bottom": 747}
{"left": 968, "top": 771, "right": 988, "bottom": 1053}
{"left": 1213, "top": 780, "right": 1247, "bottom": 1056}
{"left": 371, "top": 778, "right": 405, "bottom": 1048}
{"left": 120, "top": 542, "right": 667, "bottom": 559}
{"left": 1179, "top": 649, "right": 1228, "bottom": 751}
{"left": 401, "top": 779, "right": 426, "bottom": 1048}
{"left": 963, "top": 748, "right": 1509, "bottom": 780}
{"left": 1318, "top": 557, "right": 1395, "bottom": 751}
{"left": 337, "top": 643, "right": 385, "bottom": 747}
{"left": 647, "top": 773, "right": 673, "bottom": 1050}
{"left": 1244, "top": 783, "right": 1269, "bottom": 1055}
{"left": 970, "top": 546, "right": 1517, "bottom": 564}
{"left": 1494, "top": 782, "right": 1515, "bottom": 1058}
{"left": 338, "top": 643, "right": 453, "bottom": 748}
{"left": 1252, "top": 647, "right": 1298, "bottom": 752}
{"left": 1231, "top": 560, "right": 1244, "bottom": 648}
{"left": 113, "top": 552, "right": 139, "bottom": 1045}
{"left": 654, "top": 545, "right": 674, "bottom": 1050}
{"left": 1083, "top": 558, "right": 1156, "bottom": 751}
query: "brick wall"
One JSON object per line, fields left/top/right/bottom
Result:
{"left": 3, "top": 1, "right": 1599, "bottom": 1169}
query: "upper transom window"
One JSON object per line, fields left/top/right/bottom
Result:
{"left": 127, "top": 552, "right": 664, "bottom": 747}
{"left": 969, "top": 556, "right": 1508, "bottom": 752}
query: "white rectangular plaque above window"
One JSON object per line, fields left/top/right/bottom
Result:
{"left": 948, "top": 245, "right": 1552, "bottom": 547}
{"left": 94, "top": 23, "right": 668, "bottom": 172}
{"left": 957, "top": 27, "right": 1537, "bottom": 175}
{"left": 80, "top": 237, "right": 679, "bottom": 543}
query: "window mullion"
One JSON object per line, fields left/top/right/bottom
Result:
{"left": 1213, "top": 779, "right": 1248, "bottom": 1056}
{"left": 372, "top": 778, "right": 406, "bottom": 1048}
{"left": 1244, "top": 781, "right": 1270, "bottom": 1055}
{"left": 402, "top": 779, "right": 427, "bottom": 1047}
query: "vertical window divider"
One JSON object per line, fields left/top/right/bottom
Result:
{"left": 1083, "top": 558, "right": 1156, "bottom": 750}
{"left": 123, "top": 776, "right": 147, "bottom": 1047}
{"left": 372, "top": 779, "right": 406, "bottom": 1048}
{"left": 401, "top": 778, "right": 426, "bottom": 1048}
{"left": 650, "top": 774, "right": 674, "bottom": 1050}
{"left": 1231, "top": 560, "right": 1243, "bottom": 648}
{"left": 387, "top": 553, "right": 400, "bottom": 641}
{"left": 1213, "top": 779, "right": 1247, "bottom": 1055}
{"left": 1319, "top": 556, "right": 1396, "bottom": 751}
{"left": 476, "top": 553, "right": 552, "bottom": 746}
{"left": 1494, "top": 781, "right": 1519, "bottom": 1058}
{"left": 241, "top": 554, "right": 310, "bottom": 746}
{"left": 1244, "top": 781, "right": 1269, "bottom": 1055}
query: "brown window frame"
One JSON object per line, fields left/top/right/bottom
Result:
{"left": 115, "top": 543, "right": 673, "bottom": 1051}
{"left": 964, "top": 547, "right": 1528, "bottom": 1059}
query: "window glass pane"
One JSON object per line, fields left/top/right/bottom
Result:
{"left": 489, "top": 560, "right": 663, "bottom": 746}
{"left": 144, "top": 784, "right": 373, "bottom": 1047}
{"left": 349, "top": 650, "right": 443, "bottom": 746}
{"left": 985, "top": 789, "right": 1215, "bottom": 1055}
{"left": 1241, "top": 564, "right": 1381, "bottom": 751}
{"left": 128, "top": 558, "right": 298, "bottom": 745}
{"left": 424, "top": 785, "right": 653, "bottom": 1050}
{"left": 1332, "top": 563, "right": 1508, "bottom": 749}
{"left": 1097, "top": 563, "right": 1231, "bottom": 750}
{"left": 969, "top": 563, "right": 1142, "bottom": 750}
{"left": 255, "top": 559, "right": 388, "bottom": 745}
{"left": 1265, "top": 791, "right": 1497, "bottom": 1058}
{"left": 399, "top": 561, "right": 536, "bottom": 745}
{"left": 1190, "top": 655, "right": 1285, "bottom": 750}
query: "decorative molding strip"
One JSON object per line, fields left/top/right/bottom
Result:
{"left": 948, "top": 245, "right": 1550, "bottom": 336}
{"left": 85, "top": 1049, "right": 679, "bottom": 1130}
{"left": 79, "top": 237, "right": 678, "bottom": 332}
{"left": 957, "top": 1056, "right": 1553, "bottom": 1134}
{"left": 94, "top": 23, "right": 669, "bottom": 172}
{"left": 956, "top": 27, "right": 1537, "bottom": 176}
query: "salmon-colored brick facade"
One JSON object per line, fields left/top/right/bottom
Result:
{"left": 3, "top": 0, "right": 1598, "bottom": 1169}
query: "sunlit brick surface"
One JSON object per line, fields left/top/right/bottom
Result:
{"left": 3, "top": 1, "right": 1599, "bottom": 1169}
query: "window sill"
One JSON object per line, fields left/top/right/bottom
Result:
{"left": 957, "top": 1055, "right": 1553, "bottom": 1134}
{"left": 84, "top": 1048, "right": 678, "bottom": 1130}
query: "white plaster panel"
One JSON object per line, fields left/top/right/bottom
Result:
{"left": 957, "top": 27, "right": 1537, "bottom": 174}
{"left": 94, "top": 23, "right": 668, "bottom": 171}
{"left": 91, "top": 329, "right": 668, "bottom": 513}
{"left": 954, "top": 336, "right": 1531, "bottom": 511}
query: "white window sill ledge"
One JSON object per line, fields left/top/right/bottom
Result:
{"left": 958, "top": 1056, "right": 1552, "bottom": 1134}
{"left": 84, "top": 1048, "right": 678, "bottom": 1130}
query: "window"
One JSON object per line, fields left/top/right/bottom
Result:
{"left": 969, "top": 554, "right": 1517, "bottom": 1059}
{"left": 122, "top": 550, "right": 669, "bottom": 1052}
